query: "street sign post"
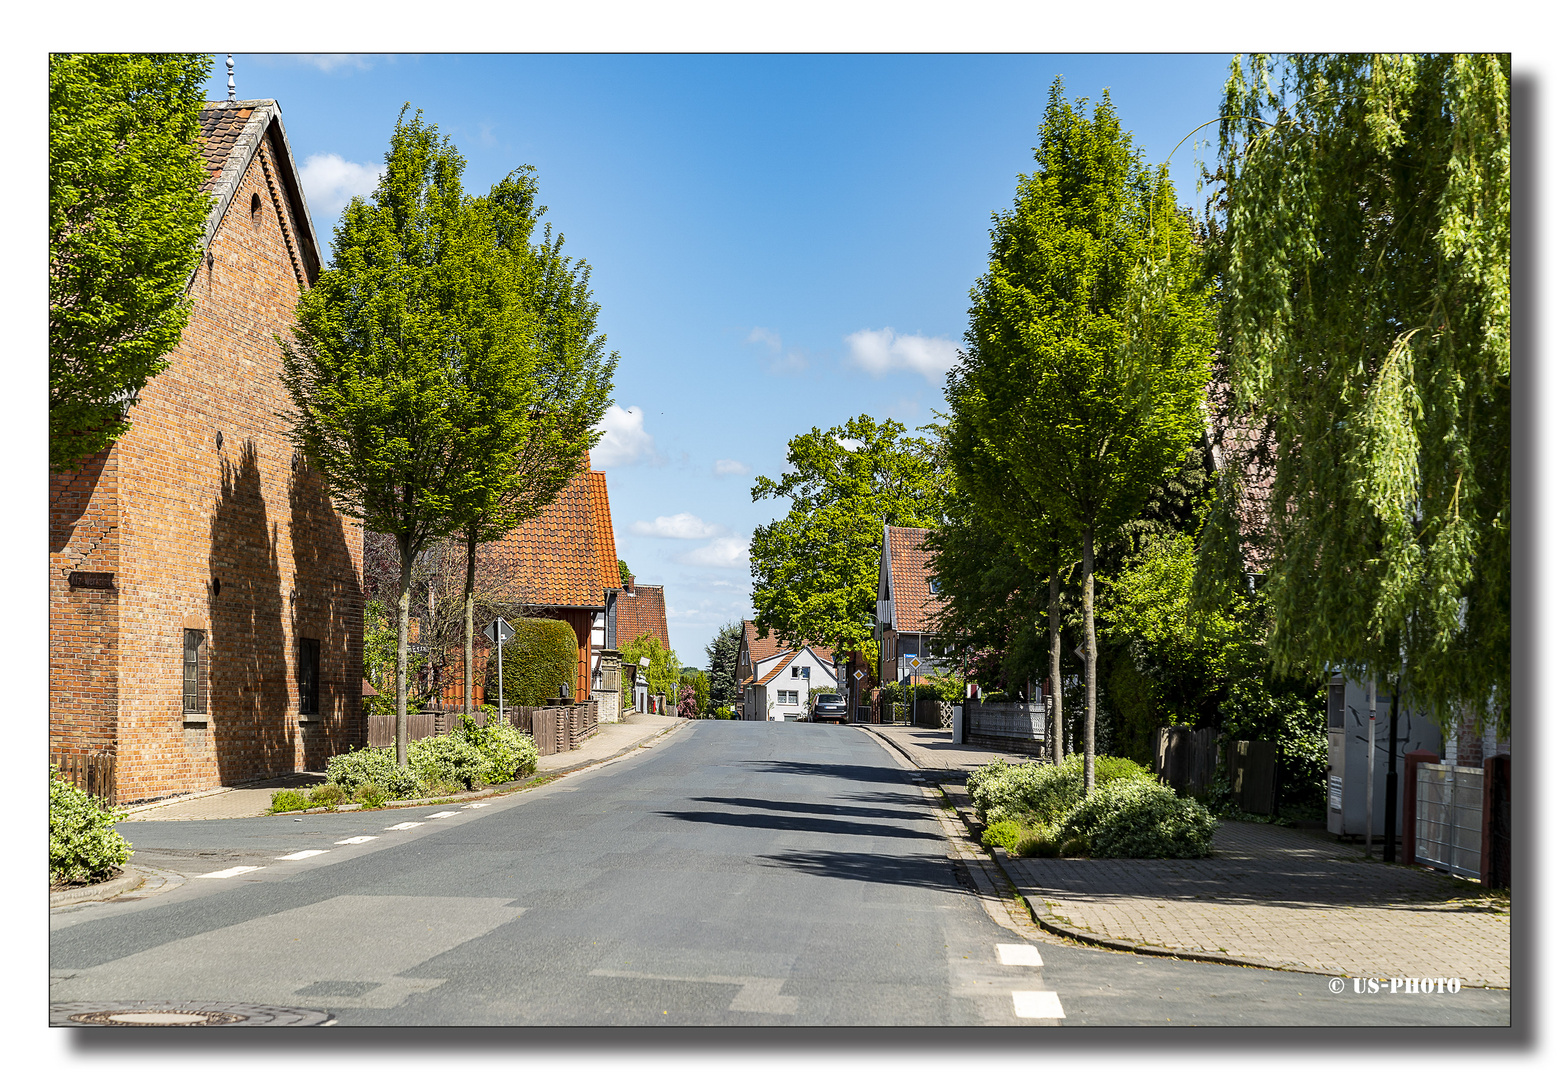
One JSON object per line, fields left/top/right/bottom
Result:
{"left": 483, "top": 618, "right": 516, "bottom": 718}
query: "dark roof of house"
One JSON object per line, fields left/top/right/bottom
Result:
{"left": 481, "top": 457, "right": 619, "bottom": 610}
{"left": 885, "top": 526, "right": 943, "bottom": 635}
{"left": 617, "top": 583, "right": 670, "bottom": 652}
{"left": 194, "top": 100, "right": 322, "bottom": 285}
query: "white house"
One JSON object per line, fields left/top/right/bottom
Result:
{"left": 743, "top": 645, "right": 838, "bottom": 722}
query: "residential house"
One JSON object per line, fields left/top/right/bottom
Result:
{"left": 49, "top": 97, "right": 363, "bottom": 803}
{"left": 875, "top": 525, "right": 949, "bottom": 690}
{"left": 732, "top": 620, "right": 835, "bottom": 720}
{"left": 743, "top": 645, "right": 839, "bottom": 722}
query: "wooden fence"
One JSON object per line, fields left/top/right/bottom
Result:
{"left": 367, "top": 701, "right": 599, "bottom": 759}
{"left": 1153, "top": 726, "right": 1220, "bottom": 799}
{"left": 964, "top": 701, "right": 1047, "bottom": 757}
{"left": 1226, "top": 738, "right": 1276, "bottom": 815}
{"left": 51, "top": 749, "right": 118, "bottom": 805}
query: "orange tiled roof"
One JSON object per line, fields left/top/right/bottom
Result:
{"left": 740, "top": 619, "right": 833, "bottom": 666}
{"left": 481, "top": 456, "right": 618, "bottom": 609}
{"left": 886, "top": 526, "right": 944, "bottom": 635}
{"left": 755, "top": 648, "right": 804, "bottom": 686}
{"left": 617, "top": 583, "right": 670, "bottom": 651}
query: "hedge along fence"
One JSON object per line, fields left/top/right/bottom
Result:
{"left": 366, "top": 702, "right": 598, "bottom": 758}
{"left": 483, "top": 617, "right": 579, "bottom": 707}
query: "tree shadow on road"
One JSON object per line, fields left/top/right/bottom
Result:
{"left": 738, "top": 759, "right": 924, "bottom": 789}
{"left": 686, "top": 796, "right": 928, "bottom": 822}
{"left": 654, "top": 806, "right": 941, "bottom": 842}
{"left": 754, "top": 849, "right": 968, "bottom": 894}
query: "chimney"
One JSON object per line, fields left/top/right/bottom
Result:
{"left": 624, "top": 574, "right": 635, "bottom": 594}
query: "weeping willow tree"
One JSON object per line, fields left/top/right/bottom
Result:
{"left": 1213, "top": 54, "right": 1510, "bottom": 737}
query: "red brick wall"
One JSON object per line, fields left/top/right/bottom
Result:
{"left": 49, "top": 131, "right": 364, "bottom": 803}
{"left": 49, "top": 449, "right": 121, "bottom": 754}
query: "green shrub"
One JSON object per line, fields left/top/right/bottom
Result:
{"left": 1014, "top": 822, "right": 1062, "bottom": 858}
{"left": 325, "top": 745, "right": 419, "bottom": 799}
{"left": 713, "top": 705, "right": 733, "bottom": 720}
{"left": 353, "top": 781, "right": 389, "bottom": 809}
{"left": 309, "top": 782, "right": 346, "bottom": 808}
{"left": 457, "top": 716, "right": 538, "bottom": 784}
{"left": 270, "top": 789, "right": 311, "bottom": 813}
{"left": 1059, "top": 834, "right": 1091, "bottom": 857}
{"left": 1058, "top": 776, "right": 1216, "bottom": 858}
{"left": 981, "top": 819, "right": 1022, "bottom": 851}
{"left": 484, "top": 617, "right": 578, "bottom": 707}
{"left": 50, "top": 766, "right": 132, "bottom": 885}
{"left": 967, "top": 754, "right": 1150, "bottom": 828}
{"left": 408, "top": 733, "right": 493, "bottom": 793}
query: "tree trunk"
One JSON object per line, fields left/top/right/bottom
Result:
{"left": 396, "top": 534, "right": 415, "bottom": 769}
{"left": 1049, "top": 567, "right": 1063, "bottom": 766}
{"left": 464, "top": 527, "right": 477, "bottom": 719}
{"left": 1082, "top": 526, "right": 1096, "bottom": 792}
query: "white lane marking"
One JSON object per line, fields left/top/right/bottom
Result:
{"left": 996, "top": 943, "right": 1043, "bottom": 966}
{"left": 1012, "top": 991, "right": 1065, "bottom": 1019}
{"left": 336, "top": 836, "right": 377, "bottom": 845}
{"left": 467, "top": 803, "right": 489, "bottom": 808}
{"left": 199, "top": 865, "right": 261, "bottom": 878}
{"left": 276, "top": 849, "right": 327, "bottom": 861}
{"left": 385, "top": 822, "right": 424, "bottom": 831}
{"left": 426, "top": 811, "right": 459, "bottom": 819}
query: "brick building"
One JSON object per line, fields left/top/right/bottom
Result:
{"left": 49, "top": 99, "right": 364, "bottom": 803}
{"left": 614, "top": 575, "right": 669, "bottom": 652}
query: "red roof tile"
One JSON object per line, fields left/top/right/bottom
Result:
{"left": 617, "top": 583, "right": 670, "bottom": 652}
{"left": 480, "top": 455, "right": 618, "bottom": 609}
{"left": 740, "top": 620, "right": 834, "bottom": 666}
{"left": 886, "top": 526, "right": 944, "bottom": 634}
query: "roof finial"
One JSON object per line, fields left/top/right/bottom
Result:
{"left": 226, "top": 54, "right": 236, "bottom": 104}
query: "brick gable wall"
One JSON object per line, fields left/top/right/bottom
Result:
{"left": 49, "top": 128, "right": 364, "bottom": 803}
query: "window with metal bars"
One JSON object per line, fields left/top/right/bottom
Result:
{"left": 298, "top": 637, "right": 320, "bottom": 714}
{"left": 182, "top": 629, "right": 207, "bottom": 714}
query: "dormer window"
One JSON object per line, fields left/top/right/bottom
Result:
{"left": 928, "top": 577, "right": 941, "bottom": 595}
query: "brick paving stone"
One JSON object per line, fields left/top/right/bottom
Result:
{"left": 859, "top": 724, "right": 1511, "bottom": 988}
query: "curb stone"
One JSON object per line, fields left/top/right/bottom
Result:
{"left": 51, "top": 865, "right": 148, "bottom": 908}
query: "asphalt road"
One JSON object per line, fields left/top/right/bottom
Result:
{"left": 50, "top": 720, "right": 1510, "bottom": 1027}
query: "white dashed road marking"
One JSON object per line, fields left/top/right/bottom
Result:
{"left": 996, "top": 943, "right": 1043, "bottom": 966}
{"left": 336, "top": 836, "right": 377, "bottom": 845}
{"left": 276, "top": 850, "right": 326, "bottom": 861}
{"left": 1012, "top": 991, "right": 1065, "bottom": 1019}
{"left": 385, "top": 822, "right": 424, "bottom": 831}
{"left": 199, "top": 866, "right": 261, "bottom": 879}
{"left": 467, "top": 803, "right": 488, "bottom": 808}
{"left": 426, "top": 811, "right": 459, "bottom": 819}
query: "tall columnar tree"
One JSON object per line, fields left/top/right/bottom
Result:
{"left": 954, "top": 80, "right": 1216, "bottom": 789}
{"left": 705, "top": 620, "right": 743, "bottom": 706}
{"left": 1213, "top": 53, "right": 1510, "bottom": 739}
{"left": 749, "top": 414, "right": 946, "bottom": 663}
{"left": 49, "top": 53, "right": 212, "bottom": 472}
{"left": 448, "top": 166, "right": 616, "bottom": 717}
{"left": 281, "top": 108, "right": 528, "bottom": 766}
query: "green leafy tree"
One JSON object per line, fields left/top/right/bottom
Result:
{"left": 281, "top": 108, "right": 523, "bottom": 765}
{"left": 1212, "top": 53, "right": 1510, "bottom": 737}
{"left": 618, "top": 559, "right": 632, "bottom": 582}
{"left": 620, "top": 632, "right": 679, "bottom": 701}
{"left": 448, "top": 165, "right": 616, "bottom": 716}
{"left": 704, "top": 620, "right": 743, "bottom": 706}
{"left": 49, "top": 53, "right": 212, "bottom": 472}
{"left": 750, "top": 414, "right": 946, "bottom": 663}
{"left": 953, "top": 80, "right": 1216, "bottom": 789}
{"left": 679, "top": 669, "right": 711, "bottom": 718}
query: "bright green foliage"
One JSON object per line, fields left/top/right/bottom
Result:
{"left": 705, "top": 621, "right": 743, "bottom": 706}
{"left": 353, "top": 782, "right": 390, "bottom": 809}
{"left": 49, "top": 766, "right": 133, "bottom": 885}
{"left": 1214, "top": 54, "right": 1510, "bottom": 736}
{"left": 953, "top": 80, "right": 1217, "bottom": 788}
{"left": 325, "top": 746, "right": 419, "bottom": 799}
{"left": 309, "top": 783, "right": 347, "bottom": 808}
{"left": 981, "top": 820, "right": 1023, "bottom": 852}
{"left": 50, "top": 53, "right": 212, "bottom": 472}
{"left": 407, "top": 733, "right": 492, "bottom": 792}
{"left": 618, "top": 559, "right": 632, "bottom": 582}
{"left": 458, "top": 715, "right": 538, "bottom": 783}
{"left": 363, "top": 599, "right": 428, "bottom": 709}
{"left": 750, "top": 415, "right": 946, "bottom": 662}
{"left": 1057, "top": 775, "right": 1216, "bottom": 858}
{"left": 620, "top": 632, "right": 680, "bottom": 700}
{"left": 487, "top": 617, "right": 579, "bottom": 707}
{"left": 967, "top": 754, "right": 1150, "bottom": 827}
{"left": 269, "top": 789, "right": 310, "bottom": 813}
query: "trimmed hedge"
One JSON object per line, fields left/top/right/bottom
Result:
{"left": 967, "top": 754, "right": 1150, "bottom": 827}
{"left": 1056, "top": 776, "right": 1216, "bottom": 858}
{"left": 485, "top": 617, "right": 578, "bottom": 707}
{"left": 50, "top": 765, "right": 132, "bottom": 885}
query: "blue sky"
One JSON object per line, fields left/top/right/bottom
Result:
{"left": 205, "top": 53, "right": 1243, "bottom": 664}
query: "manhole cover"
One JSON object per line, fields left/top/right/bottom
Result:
{"left": 53, "top": 1002, "right": 332, "bottom": 1027}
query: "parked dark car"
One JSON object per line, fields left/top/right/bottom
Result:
{"left": 809, "top": 693, "right": 848, "bottom": 723}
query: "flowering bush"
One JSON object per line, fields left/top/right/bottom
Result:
{"left": 967, "top": 754, "right": 1150, "bottom": 826}
{"left": 458, "top": 716, "right": 538, "bottom": 784}
{"left": 408, "top": 733, "right": 492, "bottom": 792}
{"left": 325, "top": 745, "right": 419, "bottom": 799}
{"left": 50, "top": 766, "right": 132, "bottom": 885}
{"left": 1057, "top": 776, "right": 1216, "bottom": 858}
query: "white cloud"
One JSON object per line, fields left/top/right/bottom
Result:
{"left": 290, "top": 54, "right": 375, "bottom": 73}
{"left": 713, "top": 458, "right": 748, "bottom": 476}
{"left": 631, "top": 513, "right": 723, "bottom": 539}
{"left": 745, "top": 326, "right": 807, "bottom": 373}
{"left": 844, "top": 327, "right": 960, "bottom": 385}
{"left": 676, "top": 536, "right": 750, "bottom": 568}
{"left": 298, "top": 153, "right": 383, "bottom": 221}
{"left": 593, "top": 405, "right": 658, "bottom": 468}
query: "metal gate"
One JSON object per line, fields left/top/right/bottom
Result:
{"left": 1415, "top": 763, "right": 1483, "bottom": 878}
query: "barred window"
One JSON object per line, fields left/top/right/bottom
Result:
{"left": 299, "top": 637, "right": 320, "bottom": 714}
{"left": 183, "top": 629, "right": 207, "bottom": 714}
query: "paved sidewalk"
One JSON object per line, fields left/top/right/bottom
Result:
{"left": 123, "top": 711, "right": 687, "bottom": 822}
{"left": 860, "top": 724, "right": 1511, "bottom": 988}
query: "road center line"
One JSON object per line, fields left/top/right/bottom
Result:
{"left": 198, "top": 866, "right": 260, "bottom": 878}
{"left": 1012, "top": 991, "right": 1065, "bottom": 1019}
{"left": 276, "top": 850, "right": 327, "bottom": 861}
{"left": 385, "top": 822, "right": 424, "bottom": 831}
{"left": 336, "top": 836, "right": 377, "bottom": 845}
{"left": 996, "top": 943, "right": 1043, "bottom": 966}
{"left": 426, "top": 811, "right": 460, "bottom": 819}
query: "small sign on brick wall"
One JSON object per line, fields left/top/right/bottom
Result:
{"left": 67, "top": 571, "right": 115, "bottom": 590}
